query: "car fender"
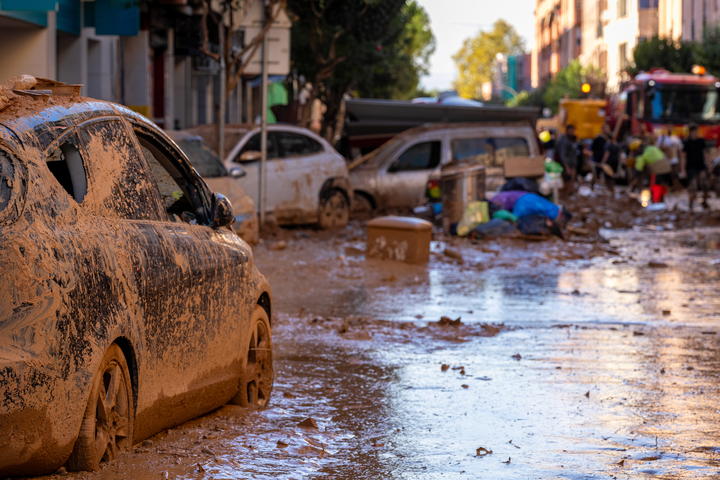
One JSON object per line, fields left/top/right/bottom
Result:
{"left": 319, "top": 176, "right": 352, "bottom": 205}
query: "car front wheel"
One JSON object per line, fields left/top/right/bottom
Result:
{"left": 318, "top": 189, "right": 350, "bottom": 229}
{"left": 68, "top": 344, "right": 134, "bottom": 471}
{"left": 231, "top": 306, "right": 273, "bottom": 408}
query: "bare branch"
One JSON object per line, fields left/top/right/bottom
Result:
{"left": 200, "top": 0, "right": 220, "bottom": 61}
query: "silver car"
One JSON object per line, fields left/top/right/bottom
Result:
{"left": 350, "top": 123, "right": 543, "bottom": 210}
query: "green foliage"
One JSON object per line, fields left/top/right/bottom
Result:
{"left": 452, "top": 19, "right": 525, "bottom": 99}
{"left": 540, "top": 60, "right": 604, "bottom": 114}
{"left": 506, "top": 88, "right": 546, "bottom": 109}
{"left": 697, "top": 26, "right": 720, "bottom": 77}
{"left": 288, "top": 0, "right": 435, "bottom": 134}
{"left": 630, "top": 37, "right": 698, "bottom": 75}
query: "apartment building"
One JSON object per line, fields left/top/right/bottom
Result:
{"left": 0, "top": 0, "right": 266, "bottom": 130}
{"left": 532, "top": 0, "right": 582, "bottom": 88}
{"left": 580, "top": 0, "right": 658, "bottom": 91}
{"left": 659, "top": 0, "right": 720, "bottom": 41}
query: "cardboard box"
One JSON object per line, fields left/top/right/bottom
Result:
{"left": 366, "top": 216, "right": 432, "bottom": 264}
{"left": 503, "top": 156, "right": 545, "bottom": 178}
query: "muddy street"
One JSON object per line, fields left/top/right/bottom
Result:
{"left": 25, "top": 218, "right": 720, "bottom": 480}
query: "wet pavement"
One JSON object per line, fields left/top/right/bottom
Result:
{"left": 27, "top": 221, "right": 720, "bottom": 480}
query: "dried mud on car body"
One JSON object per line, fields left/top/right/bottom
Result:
{"left": 0, "top": 94, "right": 266, "bottom": 475}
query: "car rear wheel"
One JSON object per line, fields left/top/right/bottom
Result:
{"left": 318, "top": 189, "right": 350, "bottom": 229}
{"left": 68, "top": 344, "right": 134, "bottom": 471}
{"left": 231, "top": 306, "right": 273, "bottom": 408}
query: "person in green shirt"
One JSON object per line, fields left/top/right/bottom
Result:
{"left": 628, "top": 141, "right": 672, "bottom": 201}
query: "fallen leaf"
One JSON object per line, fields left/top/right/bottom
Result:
{"left": 461, "top": 384, "right": 469, "bottom": 389}
{"left": 617, "top": 459, "right": 625, "bottom": 466}
{"left": 441, "top": 364, "right": 450, "bottom": 372}
{"left": 297, "top": 418, "right": 319, "bottom": 429}
{"left": 633, "top": 331, "right": 644, "bottom": 336}
{"left": 687, "top": 366, "right": 694, "bottom": 371}
{"left": 277, "top": 440, "right": 289, "bottom": 448}
{"left": 283, "top": 392, "right": 297, "bottom": 399}
{"left": 648, "top": 261, "right": 668, "bottom": 268}
{"left": 585, "top": 391, "right": 590, "bottom": 398}
{"left": 509, "top": 440, "right": 521, "bottom": 449}
{"left": 476, "top": 447, "right": 493, "bottom": 456}
{"left": 502, "top": 457, "right": 511, "bottom": 464}
{"left": 660, "top": 368, "right": 665, "bottom": 374}
{"left": 512, "top": 354, "right": 522, "bottom": 360}
{"left": 662, "top": 310, "right": 671, "bottom": 315}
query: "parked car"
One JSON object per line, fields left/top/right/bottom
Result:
{"left": 350, "top": 122, "right": 543, "bottom": 210}
{"left": 166, "top": 131, "right": 259, "bottom": 244}
{"left": 0, "top": 82, "right": 273, "bottom": 475}
{"left": 189, "top": 124, "right": 352, "bottom": 229}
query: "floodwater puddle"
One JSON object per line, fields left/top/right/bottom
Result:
{"left": 25, "top": 225, "right": 720, "bottom": 479}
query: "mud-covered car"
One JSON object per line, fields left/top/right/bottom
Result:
{"left": 189, "top": 124, "right": 352, "bottom": 229}
{"left": 166, "top": 131, "right": 259, "bottom": 244}
{"left": 350, "top": 122, "right": 543, "bottom": 210}
{"left": 0, "top": 80, "right": 273, "bottom": 475}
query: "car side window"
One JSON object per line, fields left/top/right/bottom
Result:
{"left": 452, "top": 137, "right": 530, "bottom": 167}
{"left": 46, "top": 134, "right": 87, "bottom": 204}
{"left": 175, "top": 137, "right": 227, "bottom": 178}
{"left": 74, "top": 120, "right": 159, "bottom": 221}
{"left": 388, "top": 141, "right": 441, "bottom": 173}
{"left": 276, "top": 132, "right": 323, "bottom": 157}
{"left": 134, "top": 130, "right": 210, "bottom": 225}
{"left": 236, "top": 133, "right": 280, "bottom": 161}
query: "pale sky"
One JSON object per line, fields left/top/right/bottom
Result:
{"left": 415, "top": 0, "right": 536, "bottom": 92}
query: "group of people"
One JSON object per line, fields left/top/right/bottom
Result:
{"left": 546, "top": 121, "right": 714, "bottom": 209}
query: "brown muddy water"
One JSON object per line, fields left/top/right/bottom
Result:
{"left": 26, "top": 223, "right": 720, "bottom": 479}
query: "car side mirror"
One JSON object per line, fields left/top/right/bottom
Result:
{"left": 230, "top": 166, "right": 246, "bottom": 178}
{"left": 239, "top": 150, "right": 262, "bottom": 162}
{"left": 211, "top": 193, "right": 235, "bottom": 228}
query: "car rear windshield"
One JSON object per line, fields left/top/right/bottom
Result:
{"left": 177, "top": 138, "right": 228, "bottom": 178}
{"left": 451, "top": 137, "right": 530, "bottom": 166}
{"left": 0, "top": 148, "right": 25, "bottom": 225}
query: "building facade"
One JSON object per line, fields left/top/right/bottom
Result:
{"left": 659, "top": 0, "right": 720, "bottom": 41}
{"left": 580, "top": 0, "right": 658, "bottom": 91}
{"left": 0, "top": 0, "right": 278, "bottom": 132}
{"left": 532, "top": 0, "right": 582, "bottom": 88}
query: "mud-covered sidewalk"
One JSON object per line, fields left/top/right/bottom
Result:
{"left": 27, "top": 207, "right": 720, "bottom": 479}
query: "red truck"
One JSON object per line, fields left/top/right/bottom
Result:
{"left": 607, "top": 68, "right": 720, "bottom": 143}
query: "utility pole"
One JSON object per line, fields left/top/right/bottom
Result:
{"left": 259, "top": 1, "right": 268, "bottom": 224}
{"left": 218, "top": 24, "right": 226, "bottom": 162}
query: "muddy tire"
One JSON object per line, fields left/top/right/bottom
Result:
{"left": 231, "top": 306, "right": 273, "bottom": 408}
{"left": 352, "top": 192, "right": 374, "bottom": 214}
{"left": 68, "top": 344, "right": 134, "bottom": 472}
{"left": 318, "top": 189, "right": 350, "bottom": 229}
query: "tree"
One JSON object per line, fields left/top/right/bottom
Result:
{"left": 288, "top": 0, "right": 405, "bottom": 126}
{"left": 698, "top": 26, "right": 720, "bottom": 76}
{"left": 452, "top": 19, "right": 525, "bottom": 99}
{"left": 353, "top": 1, "right": 436, "bottom": 100}
{"left": 541, "top": 60, "right": 604, "bottom": 114}
{"left": 200, "top": 0, "right": 286, "bottom": 98}
{"left": 630, "top": 36, "right": 698, "bottom": 75}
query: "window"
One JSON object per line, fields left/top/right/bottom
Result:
{"left": 0, "top": 148, "right": 26, "bottom": 225}
{"left": 618, "top": 0, "right": 627, "bottom": 17}
{"left": 645, "top": 84, "right": 720, "bottom": 123}
{"left": 276, "top": 132, "right": 323, "bottom": 157}
{"left": 76, "top": 120, "right": 158, "bottom": 221}
{"left": 135, "top": 131, "right": 210, "bottom": 225}
{"left": 451, "top": 137, "right": 531, "bottom": 167}
{"left": 174, "top": 136, "right": 227, "bottom": 178}
{"left": 639, "top": 0, "right": 658, "bottom": 7}
{"left": 236, "top": 133, "right": 280, "bottom": 161}
{"left": 618, "top": 42, "right": 628, "bottom": 71}
{"left": 47, "top": 136, "right": 86, "bottom": 204}
{"left": 388, "top": 141, "right": 441, "bottom": 172}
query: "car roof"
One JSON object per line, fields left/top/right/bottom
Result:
{"left": 186, "top": 123, "right": 326, "bottom": 158}
{"left": 0, "top": 93, "right": 154, "bottom": 154}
